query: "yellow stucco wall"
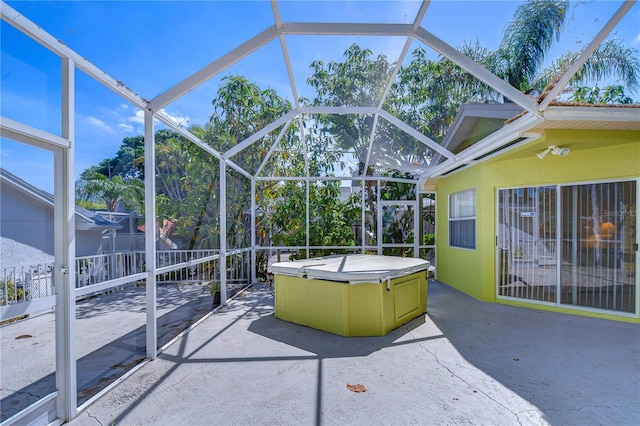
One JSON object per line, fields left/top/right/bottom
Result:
{"left": 436, "top": 129, "right": 640, "bottom": 322}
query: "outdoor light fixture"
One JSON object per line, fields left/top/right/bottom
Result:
{"left": 536, "top": 145, "right": 570, "bottom": 160}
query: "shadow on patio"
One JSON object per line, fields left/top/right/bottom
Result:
{"left": 66, "top": 281, "right": 639, "bottom": 426}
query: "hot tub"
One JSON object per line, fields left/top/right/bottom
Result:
{"left": 271, "top": 254, "right": 429, "bottom": 336}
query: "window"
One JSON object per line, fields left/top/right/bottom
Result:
{"left": 449, "top": 189, "right": 475, "bottom": 249}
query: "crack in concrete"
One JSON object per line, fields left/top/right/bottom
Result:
{"left": 405, "top": 325, "right": 525, "bottom": 426}
{"left": 86, "top": 410, "right": 105, "bottom": 426}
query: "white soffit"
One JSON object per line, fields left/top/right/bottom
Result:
{"left": 535, "top": 106, "right": 640, "bottom": 132}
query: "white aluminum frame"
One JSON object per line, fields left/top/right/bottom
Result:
{"left": 55, "top": 56, "right": 77, "bottom": 421}
{"left": 1, "top": 0, "right": 637, "bottom": 423}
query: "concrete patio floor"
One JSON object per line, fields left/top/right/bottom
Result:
{"left": 66, "top": 281, "right": 639, "bottom": 426}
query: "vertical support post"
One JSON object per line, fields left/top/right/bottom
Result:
{"left": 306, "top": 178, "right": 310, "bottom": 258}
{"left": 220, "top": 161, "right": 228, "bottom": 303}
{"left": 377, "top": 180, "right": 382, "bottom": 255}
{"left": 55, "top": 57, "right": 77, "bottom": 421}
{"left": 251, "top": 178, "right": 257, "bottom": 283}
{"left": 418, "top": 194, "right": 425, "bottom": 258}
{"left": 432, "top": 192, "right": 437, "bottom": 279}
{"left": 361, "top": 178, "right": 366, "bottom": 254}
{"left": 414, "top": 196, "right": 419, "bottom": 258}
{"left": 144, "top": 110, "right": 157, "bottom": 359}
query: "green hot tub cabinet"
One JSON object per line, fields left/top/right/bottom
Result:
{"left": 271, "top": 255, "right": 429, "bottom": 337}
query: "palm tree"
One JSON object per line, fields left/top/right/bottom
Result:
{"left": 496, "top": 0, "right": 569, "bottom": 92}
{"left": 389, "top": 0, "right": 639, "bottom": 144}
{"left": 532, "top": 38, "right": 640, "bottom": 96}
{"left": 494, "top": 0, "right": 638, "bottom": 97}
{"left": 77, "top": 172, "right": 144, "bottom": 212}
{"left": 435, "top": 0, "right": 639, "bottom": 102}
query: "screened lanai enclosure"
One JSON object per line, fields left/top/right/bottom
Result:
{"left": 1, "top": 0, "right": 639, "bottom": 424}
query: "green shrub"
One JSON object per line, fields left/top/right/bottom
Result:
{"left": 0, "top": 277, "right": 25, "bottom": 306}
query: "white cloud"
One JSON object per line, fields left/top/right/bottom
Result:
{"left": 86, "top": 116, "right": 113, "bottom": 133}
{"left": 126, "top": 108, "right": 190, "bottom": 129}
{"left": 129, "top": 109, "right": 145, "bottom": 124}
{"left": 118, "top": 123, "right": 135, "bottom": 132}
{"left": 159, "top": 109, "right": 190, "bottom": 128}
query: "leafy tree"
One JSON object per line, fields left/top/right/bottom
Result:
{"left": 79, "top": 135, "right": 145, "bottom": 180}
{"left": 569, "top": 85, "right": 635, "bottom": 105}
{"left": 151, "top": 129, "right": 221, "bottom": 250}
{"left": 268, "top": 179, "right": 361, "bottom": 259}
{"left": 530, "top": 38, "right": 640, "bottom": 96}
{"left": 306, "top": 44, "right": 392, "bottom": 165}
{"left": 389, "top": 0, "right": 639, "bottom": 134}
{"left": 386, "top": 47, "right": 474, "bottom": 143}
{"left": 193, "top": 76, "right": 295, "bottom": 250}
{"left": 149, "top": 75, "right": 357, "bottom": 258}
{"left": 76, "top": 172, "right": 144, "bottom": 212}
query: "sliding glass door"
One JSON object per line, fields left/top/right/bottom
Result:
{"left": 498, "top": 180, "right": 637, "bottom": 315}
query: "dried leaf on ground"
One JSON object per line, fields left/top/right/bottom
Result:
{"left": 347, "top": 383, "right": 367, "bottom": 393}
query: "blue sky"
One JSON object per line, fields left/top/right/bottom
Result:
{"left": 1, "top": 0, "right": 639, "bottom": 192}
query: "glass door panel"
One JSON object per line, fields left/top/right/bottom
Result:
{"left": 1, "top": 140, "right": 57, "bottom": 422}
{"left": 560, "top": 181, "right": 636, "bottom": 313}
{"left": 497, "top": 186, "right": 557, "bottom": 302}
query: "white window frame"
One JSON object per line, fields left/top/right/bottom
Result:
{"left": 449, "top": 188, "right": 476, "bottom": 250}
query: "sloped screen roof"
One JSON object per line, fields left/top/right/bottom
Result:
{"left": 2, "top": 0, "right": 639, "bottom": 189}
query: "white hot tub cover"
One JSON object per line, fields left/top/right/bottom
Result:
{"left": 270, "top": 254, "right": 429, "bottom": 284}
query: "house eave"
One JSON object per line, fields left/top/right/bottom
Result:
{"left": 418, "top": 105, "right": 640, "bottom": 187}
{"left": 533, "top": 106, "right": 640, "bottom": 132}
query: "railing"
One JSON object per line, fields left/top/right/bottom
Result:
{"left": 226, "top": 249, "right": 251, "bottom": 283}
{"left": 1, "top": 248, "right": 251, "bottom": 308}
{"left": 0, "top": 263, "right": 55, "bottom": 306}
{"left": 156, "top": 249, "right": 251, "bottom": 280}
{"left": 76, "top": 252, "right": 146, "bottom": 287}
{"left": 156, "top": 249, "right": 220, "bottom": 269}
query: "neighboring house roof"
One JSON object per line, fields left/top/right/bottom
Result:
{"left": 441, "top": 103, "right": 525, "bottom": 154}
{"left": 136, "top": 219, "right": 178, "bottom": 250}
{"left": 0, "top": 167, "right": 121, "bottom": 231}
{"left": 0, "top": 236, "right": 54, "bottom": 267}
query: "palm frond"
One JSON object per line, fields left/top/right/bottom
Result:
{"left": 498, "top": 0, "right": 568, "bottom": 90}
{"left": 573, "top": 39, "right": 640, "bottom": 93}
{"left": 532, "top": 39, "right": 640, "bottom": 96}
